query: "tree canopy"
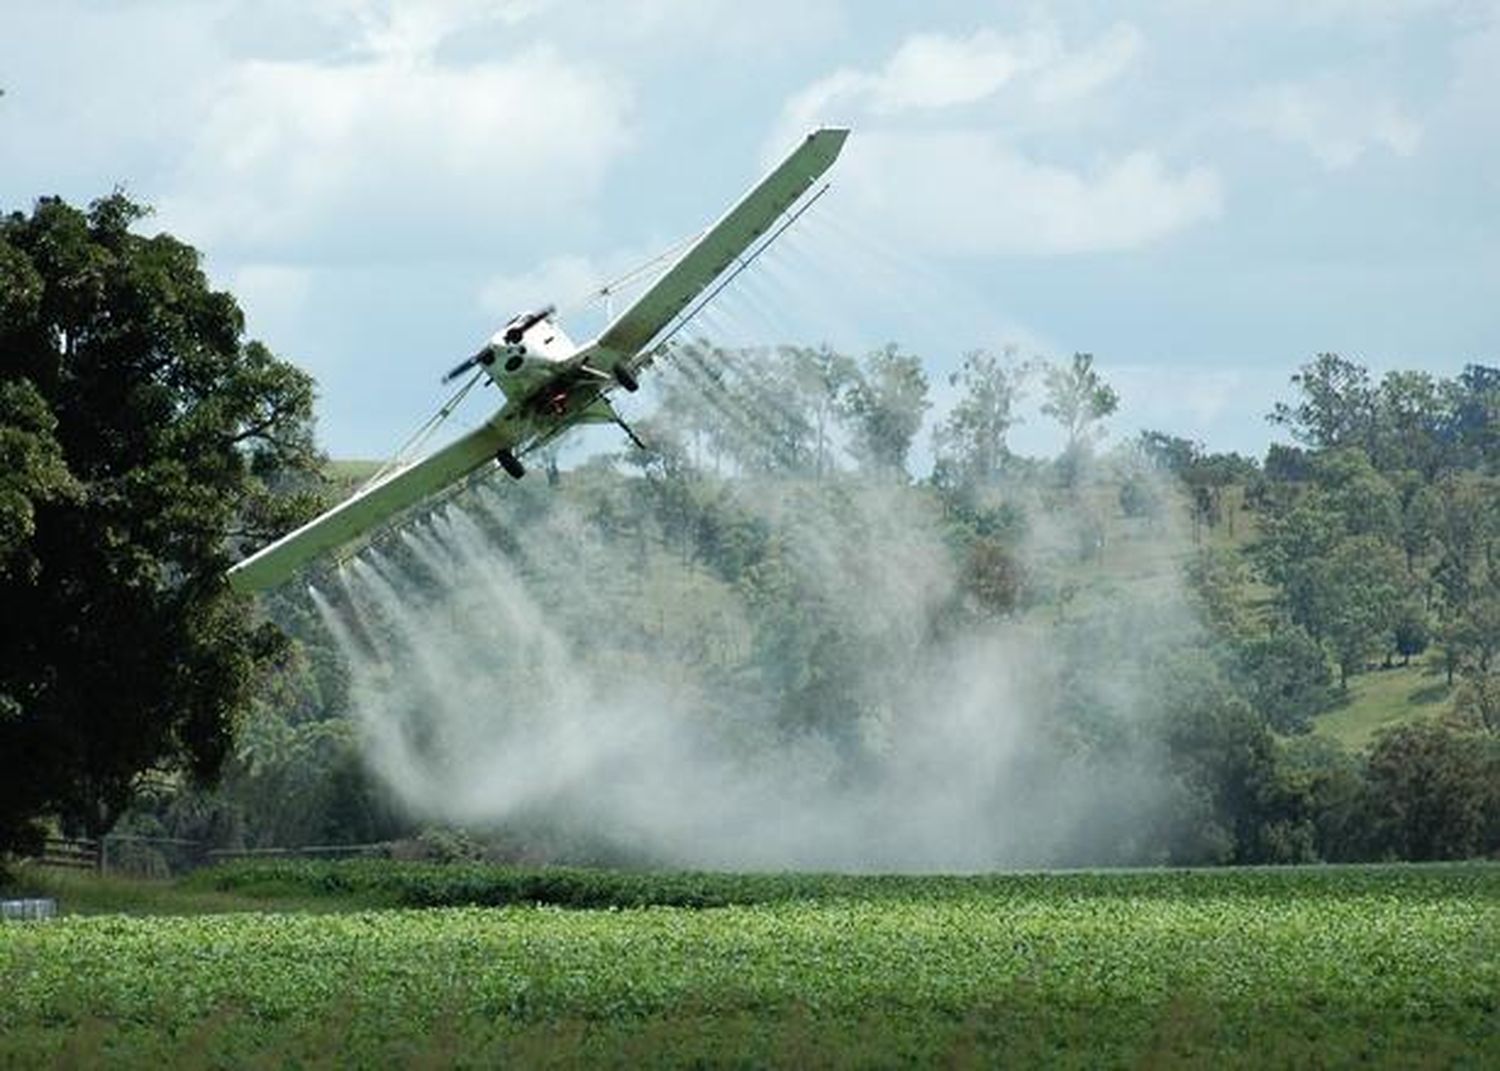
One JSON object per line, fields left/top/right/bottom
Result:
{"left": 0, "top": 194, "right": 321, "bottom": 853}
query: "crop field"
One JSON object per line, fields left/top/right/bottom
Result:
{"left": 2, "top": 863, "right": 1497, "bottom": 1067}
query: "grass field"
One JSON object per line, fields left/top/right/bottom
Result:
{"left": 3, "top": 862, "right": 1496, "bottom": 1067}
{"left": 323, "top": 458, "right": 385, "bottom": 483}
{"left": 1314, "top": 662, "right": 1456, "bottom": 751}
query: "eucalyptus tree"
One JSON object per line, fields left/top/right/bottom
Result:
{"left": 1270, "top": 353, "right": 1377, "bottom": 451}
{"left": 1041, "top": 352, "right": 1118, "bottom": 482}
{"left": 841, "top": 343, "right": 930, "bottom": 478}
{"left": 933, "top": 347, "right": 1027, "bottom": 489}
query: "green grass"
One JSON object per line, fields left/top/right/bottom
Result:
{"left": 3, "top": 863, "right": 1496, "bottom": 1066}
{"left": 2, "top": 865, "right": 389, "bottom": 916}
{"left": 321, "top": 458, "right": 387, "bottom": 506}
{"left": 323, "top": 458, "right": 385, "bottom": 483}
{"left": 183, "top": 857, "right": 1500, "bottom": 909}
{"left": 1315, "top": 663, "right": 1455, "bottom": 751}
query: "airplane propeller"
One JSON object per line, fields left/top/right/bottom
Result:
{"left": 441, "top": 349, "right": 488, "bottom": 384}
{"left": 228, "top": 128, "right": 849, "bottom": 594}
{"left": 442, "top": 304, "right": 557, "bottom": 383}
{"left": 503, "top": 304, "right": 555, "bottom": 344}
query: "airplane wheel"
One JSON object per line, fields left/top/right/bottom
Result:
{"left": 613, "top": 364, "right": 640, "bottom": 393}
{"left": 497, "top": 449, "right": 526, "bottom": 479}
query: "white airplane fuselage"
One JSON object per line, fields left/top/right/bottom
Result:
{"left": 224, "top": 127, "right": 849, "bottom": 594}
{"left": 469, "top": 312, "right": 626, "bottom": 454}
{"left": 481, "top": 312, "right": 583, "bottom": 400}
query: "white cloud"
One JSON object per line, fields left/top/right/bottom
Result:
{"left": 1111, "top": 365, "right": 1261, "bottom": 426}
{"left": 157, "top": 43, "right": 632, "bottom": 260}
{"left": 564, "top": 0, "right": 847, "bottom": 50}
{"left": 0, "top": 4, "right": 223, "bottom": 201}
{"left": 1440, "top": 8, "right": 1500, "bottom": 140}
{"left": 1005, "top": 362, "right": 1294, "bottom": 459}
{"left": 479, "top": 255, "right": 616, "bottom": 320}
{"left": 476, "top": 235, "right": 700, "bottom": 340}
{"left": 1241, "top": 78, "right": 1423, "bottom": 169}
{"left": 1033, "top": 23, "right": 1144, "bottom": 105}
{"left": 783, "top": 22, "right": 1142, "bottom": 128}
{"left": 1107, "top": 363, "right": 1296, "bottom": 455}
{"left": 338, "top": 0, "right": 553, "bottom": 62}
{"left": 837, "top": 131, "right": 1221, "bottom": 256}
{"left": 867, "top": 29, "right": 1052, "bottom": 112}
{"left": 777, "top": 26, "right": 1218, "bottom": 257}
{"left": 1177, "top": 0, "right": 1468, "bottom": 27}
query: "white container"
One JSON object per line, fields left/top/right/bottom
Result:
{"left": 1, "top": 898, "right": 57, "bottom": 921}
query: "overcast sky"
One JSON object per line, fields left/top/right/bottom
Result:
{"left": 3, "top": 0, "right": 1496, "bottom": 464}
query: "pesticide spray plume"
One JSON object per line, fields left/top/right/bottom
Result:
{"left": 292, "top": 209, "right": 1212, "bottom": 871}
{"left": 305, "top": 438, "right": 1205, "bottom": 869}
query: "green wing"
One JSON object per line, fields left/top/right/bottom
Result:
{"left": 228, "top": 420, "right": 514, "bottom": 593}
{"left": 227, "top": 129, "right": 851, "bottom": 593}
{"left": 590, "top": 128, "right": 849, "bottom": 369}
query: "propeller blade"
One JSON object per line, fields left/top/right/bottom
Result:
{"left": 502, "top": 304, "right": 557, "bottom": 344}
{"left": 442, "top": 350, "right": 487, "bottom": 383}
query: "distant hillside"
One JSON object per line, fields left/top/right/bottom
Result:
{"left": 322, "top": 459, "right": 386, "bottom": 501}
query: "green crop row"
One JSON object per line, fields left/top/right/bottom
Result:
{"left": 186, "top": 857, "right": 1500, "bottom": 910}
{"left": 3, "top": 863, "right": 1497, "bottom": 1066}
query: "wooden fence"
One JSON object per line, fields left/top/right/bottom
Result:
{"left": 38, "top": 836, "right": 100, "bottom": 871}
{"left": 207, "top": 843, "right": 390, "bottom": 861}
{"left": 27, "top": 837, "right": 391, "bottom": 875}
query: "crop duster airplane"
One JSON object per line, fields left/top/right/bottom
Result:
{"left": 227, "top": 128, "right": 849, "bottom": 593}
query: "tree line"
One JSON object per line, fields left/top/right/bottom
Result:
{"left": 2, "top": 194, "right": 1496, "bottom": 868}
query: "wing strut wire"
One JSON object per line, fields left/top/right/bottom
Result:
{"left": 356, "top": 186, "right": 830, "bottom": 496}
{"left": 559, "top": 231, "right": 705, "bottom": 319}
{"left": 651, "top": 182, "right": 832, "bottom": 356}
{"left": 361, "top": 368, "right": 487, "bottom": 491}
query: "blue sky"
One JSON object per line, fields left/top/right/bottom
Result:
{"left": 3, "top": 0, "right": 1496, "bottom": 464}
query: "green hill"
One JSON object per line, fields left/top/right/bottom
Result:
{"left": 1315, "top": 664, "right": 1455, "bottom": 751}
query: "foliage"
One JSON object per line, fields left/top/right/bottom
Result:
{"left": 1041, "top": 352, "right": 1118, "bottom": 479}
{"left": 0, "top": 194, "right": 321, "bottom": 853}
{"left": 1391, "top": 601, "right": 1431, "bottom": 665}
{"left": 1362, "top": 721, "right": 1500, "bottom": 860}
{"left": 168, "top": 855, "right": 1496, "bottom": 906}
{"left": 1454, "top": 670, "right": 1500, "bottom": 734}
{"left": 1136, "top": 429, "right": 1202, "bottom": 475}
{"left": 1116, "top": 471, "right": 1163, "bottom": 520}
{"left": 1235, "top": 625, "right": 1334, "bottom": 733}
{"left": 2, "top": 863, "right": 1496, "bottom": 1066}
{"left": 7, "top": 218, "right": 1494, "bottom": 878}
{"left": 1321, "top": 536, "right": 1408, "bottom": 686}
{"left": 932, "top": 347, "right": 1027, "bottom": 488}
{"left": 839, "top": 343, "right": 930, "bottom": 476}
{"left": 0, "top": 378, "right": 78, "bottom": 573}
{"left": 1271, "top": 354, "right": 1500, "bottom": 477}
{"left": 129, "top": 345, "right": 1493, "bottom": 869}
{"left": 1260, "top": 735, "right": 1367, "bottom": 862}
{"left": 1270, "top": 352, "right": 1377, "bottom": 451}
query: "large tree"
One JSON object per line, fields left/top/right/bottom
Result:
{"left": 0, "top": 194, "right": 320, "bottom": 854}
{"left": 1443, "top": 364, "right": 1500, "bottom": 470}
{"left": 1269, "top": 353, "right": 1377, "bottom": 451}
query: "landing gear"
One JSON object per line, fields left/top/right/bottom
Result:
{"left": 497, "top": 449, "right": 526, "bottom": 479}
{"left": 613, "top": 363, "right": 640, "bottom": 393}
{"left": 612, "top": 414, "right": 647, "bottom": 452}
